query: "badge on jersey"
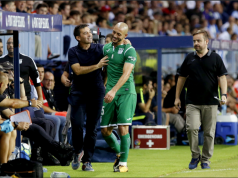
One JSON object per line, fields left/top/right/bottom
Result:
{"left": 118, "top": 48, "right": 124, "bottom": 54}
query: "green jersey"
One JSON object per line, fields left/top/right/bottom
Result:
{"left": 103, "top": 42, "right": 137, "bottom": 95}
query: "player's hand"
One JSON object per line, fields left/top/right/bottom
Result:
{"left": 97, "top": 56, "right": 109, "bottom": 69}
{"left": 31, "top": 99, "right": 42, "bottom": 109}
{"left": 174, "top": 98, "right": 181, "bottom": 110}
{"left": 123, "top": 39, "right": 131, "bottom": 45}
{"left": 64, "top": 79, "right": 72, "bottom": 87}
{"left": 221, "top": 95, "right": 227, "bottom": 105}
{"left": 149, "top": 89, "right": 155, "bottom": 99}
{"left": 104, "top": 90, "right": 116, "bottom": 103}
{"left": 14, "top": 122, "right": 30, "bottom": 131}
{"left": 171, "top": 106, "right": 179, "bottom": 114}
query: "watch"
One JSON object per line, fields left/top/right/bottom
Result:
{"left": 222, "top": 94, "right": 227, "bottom": 98}
{"left": 14, "top": 122, "right": 19, "bottom": 129}
{"left": 28, "top": 100, "right": 32, "bottom": 106}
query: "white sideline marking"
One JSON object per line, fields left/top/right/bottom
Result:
{"left": 161, "top": 168, "right": 238, "bottom": 177}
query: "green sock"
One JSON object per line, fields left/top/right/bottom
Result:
{"left": 120, "top": 133, "right": 130, "bottom": 162}
{"left": 103, "top": 133, "right": 120, "bottom": 154}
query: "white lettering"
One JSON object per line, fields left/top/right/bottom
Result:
{"left": 211, "top": 40, "right": 220, "bottom": 49}
{"left": 220, "top": 41, "right": 230, "bottom": 49}
{"left": 138, "top": 134, "right": 162, "bottom": 139}
{"left": 6, "top": 15, "right": 25, "bottom": 28}
{"left": 32, "top": 17, "right": 49, "bottom": 29}
{"left": 146, "top": 130, "right": 154, "bottom": 134}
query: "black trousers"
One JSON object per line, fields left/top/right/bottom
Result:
{"left": 31, "top": 117, "right": 56, "bottom": 139}
{"left": 22, "top": 124, "right": 56, "bottom": 152}
{"left": 69, "top": 90, "right": 104, "bottom": 163}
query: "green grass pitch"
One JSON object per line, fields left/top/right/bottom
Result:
{"left": 44, "top": 145, "right": 238, "bottom": 177}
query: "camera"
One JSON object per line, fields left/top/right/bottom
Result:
{"left": 90, "top": 27, "right": 105, "bottom": 45}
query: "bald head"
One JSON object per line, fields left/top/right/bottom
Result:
{"left": 0, "top": 72, "right": 8, "bottom": 94}
{"left": 112, "top": 22, "right": 128, "bottom": 46}
{"left": 114, "top": 22, "right": 129, "bottom": 35}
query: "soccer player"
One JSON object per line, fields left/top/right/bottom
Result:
{"left": 101, "top": 22, "right": 137, "bottom": 173}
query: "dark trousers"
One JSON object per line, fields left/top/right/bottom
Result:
{"left": 70, "top": 91, "right": 104, "bottom": 163}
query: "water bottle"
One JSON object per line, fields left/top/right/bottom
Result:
{"left": 221, "top": 104, "right": 227, "bottom": 115}
{"left": 50, "top": 172, "right": 70, "bottom": 178}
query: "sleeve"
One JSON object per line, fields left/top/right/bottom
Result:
{"left": 151, "top": 97, "right": 157, "bottom": 108}
{"left": 178, "top": 55, "right": 189, "bottom": 77}
{"left": 137, "top": 88, "right": 144, "bottom": 104}
{"left": 216, "top": 54, "right": 228, "bottom": 77}
{"left": 68, "top": 48, "right": 79, "bottom": 67}
{"left": 64, "top": 62, "right": 69, "bottom": 73}
{"left": 28, "top": 57, "right": 41, "bottom": 87}
{"left": 0, "top": 94, "right": 6, "bottom": 103}
{"left": 124, "top": 46, "right": 137, "bottom": 65}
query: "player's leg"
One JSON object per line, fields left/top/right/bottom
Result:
{"left": 115, "top": 94, "right": 137, "bottom": 172}
{"left": 8, "top": 130, "right": 16, "bottom": 160}
{"left": 101, "top": 98, "right": 120, "bottom": 155}
{"left": 0, "top": 131, "right": 11, "bottom": 164}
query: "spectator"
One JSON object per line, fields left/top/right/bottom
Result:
{"left": 134, "top": 76, "right": 156, "bottom": 125}
{"left": 60, "top": 3, "right": 74, "bottom": 25}
{"left": 175, "top": 23, "right": 185, "bottom": 36}
{"left": 15, "top": 1, "right": 26, "bottom": 13}
{"left": 109, "top": 4, "right": 120, "bottom": 22}
{"left": 231, "top": 2, "right": 238, "bottom": 19}
{"left": 113, "top": 11, "right": 126, "bottom": 23}
{"left": 48, "top": 1, "right": 59, "bottom": 15}
{"left": 218, "top": 26, "right": 233, "bottom": 40}
{"left": 0, "top": 39, "right": 3, "bottom": 57}
{"left": 162, "top": 1, "right": 176, "bottom": 16}
{"left": 147, "top": 19, "right": 157, "bottom": 35}
{"left": 36, "top": 3, "right": 48, "bottom": 15}
{"left": 25, "top": 0, "right": 34, "bottom": 13}
{"left": 167, "top": 21, "right": 177, "bottom": 36}
{"left": 159, "top": 21, "right": 169, "bottom": 36}
{"left": 213, "top": 3, "right": 229, "bottom": 24}
{"left": 208, "top": 17, "right": 219, "bottom": 39}
{"left": 100, "top": 5, "right": 113, "bottom": 28}
{"left": 96, "top": 17, "right": 107, "bottom": 28}
{"left": 70, "top": 1, "right": 83, "bottom": 14}
{"left": 184, "top": 24, "right": 192, "bottom": 36}
{"left": 202, "top": 1, "right": 214, "bottom": 21}
{"left": 105, "top": 33, "right": 113, "bottom": 44}
{"left": 231, "top": 33, "right": 237, "bottom": 40}
{"left": 185, "top": 1, "right": 203, "bottom": 21}
{"left": 222, "top": 16, "right": 238, "bottom": 34}
{"left": 69, "top": 10, "right": 81, "bottom": 25}
{"left": 1, "top": 1, "right": 16, "bottom": 12}
{"left": 81, "top": 13, "right": 96, "bottom": 28}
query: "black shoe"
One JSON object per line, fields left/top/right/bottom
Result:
{"left": 52, "top": 142, "right": 74, "bottom": 166}
{"left": 113, "top": 155, "right": 120, "bottom": 172}
{"left": 42, "top": 153, "right": 60, "bottom": 166}
{"left": 31, "top": 147, "right": 43, "bottom": 163}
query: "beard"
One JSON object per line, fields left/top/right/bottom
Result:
{"left": 112, "top": 37, "right": 122, "bottom": 45}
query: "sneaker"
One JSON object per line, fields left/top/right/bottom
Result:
{"left": 47, "top": 53, "right": 60, "bottom": 60}
{"left": 114, "top": 165, "right": 128, "bottom": 172}
{"left": 82, "top": 162, "right": 94, "bottom": 171}
{"left": 201, "top": 163, "right": 210, "bottom": 169}
{"left": 113, "top": 156, "right": 120, "bottom": 172}
{"left": 71, "top": 154, "right": 80, "bottom": 170}
{"left": 189, "top": 155, "right": 201, "bottom": 170}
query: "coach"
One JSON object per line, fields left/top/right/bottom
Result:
{"left": 175, "top": 30, "right": 227, "bottom": 170}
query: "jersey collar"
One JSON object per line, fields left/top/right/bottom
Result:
{"left": 193, "top": 48, "right": 212, "bottom": 56}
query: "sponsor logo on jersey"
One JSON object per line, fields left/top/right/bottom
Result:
{"left": 118, "top": 48, "right": 124, "bottom": 54}
{"left": 106, "top": 49, "right": 110, "bottom": 52}
{"left": 127, "top": 118, "right": 132, "bottom": 121}
{"left": 128, "top": 56, "right": 136, "bottom": 61}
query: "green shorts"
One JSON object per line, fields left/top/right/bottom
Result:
{"left": 100, "top": 94, "right": 137, "bottom": 128}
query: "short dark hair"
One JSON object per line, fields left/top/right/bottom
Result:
{"left": 96, "top": 17, "right": 106, "bottom": 26}
{"left": 74, "top": 24, "right": 89, "bottom": 41}
{"left": 0, "top": 38, "right": 2, "bottom": 43}
{"left": 59, "top": 3, "right": 70, "bottom": 11}
{"left": 150, "top": 71, "right": 157, "bottom": 84}
{"left": 48, "top": 1, "right": 58, "bottom": 9}
{"left": 1, "top": 1, "right": 14, "bottom": 8}
{"left": 106, "top": 33, "right": 113, "bottom": 39}
{"left": 70, "top": 10, "right": 80, "bottom": 17}
{"left": 193, "top": 29, "right": 209, "bottom": 40}
{"left": 164, "top": 74, "right": 174, "bottom": 85}
{"left": 142, "top": 76, "right": 153, "bottom": 86}
{"left": 36, "top": 3, "right": 49, "bottom": 10}
{"left": 36, "top": 63, "right": 44, "bottom": 68}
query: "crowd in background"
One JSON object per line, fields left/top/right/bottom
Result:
{"left": 0, "top": 1, "right": 238, "bottom": 39}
